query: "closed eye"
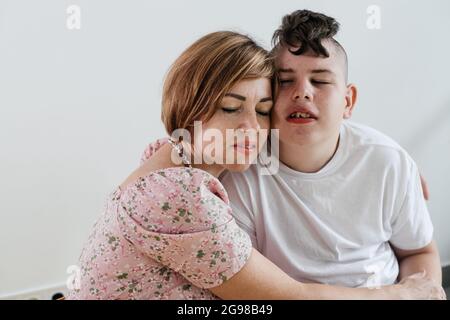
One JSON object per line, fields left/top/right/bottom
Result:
{"left": 222, "top": 107, "right": 240, "bottom": 113}
{"left": 256, "top": 110, "right": 270, "bottom": 116}
{"left": 279, "top": 79, "right": 293, "bottom": 86}
{"left": 311, "top": 80, "right": 331, "bottom": 85}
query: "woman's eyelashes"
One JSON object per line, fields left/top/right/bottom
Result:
{"left": 221, "top": 106, "right": 271, "bottom": 116}
{"left": 221, "top": 107, "right": 240, "bottom": 113}
{"left": 256, "top": 110, "right": 271, "bottom": 116}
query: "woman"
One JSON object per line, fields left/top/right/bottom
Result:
{"left": 68, "top": 31, "right": 443, "bottom": 300}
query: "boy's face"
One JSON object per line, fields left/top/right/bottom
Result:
{"left": 272, "top": 40, "right": 356, "bottom": 148}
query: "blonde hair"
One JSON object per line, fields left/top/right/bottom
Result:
{"left": 161, "top": 31, "right": 275, "bottom": 135}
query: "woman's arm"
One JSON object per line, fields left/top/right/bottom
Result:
{"left": 210, "top": 249, "right": 445, "bottom": 300}
{"left": 392, "top": 240, "right": 442, "bottom": 285}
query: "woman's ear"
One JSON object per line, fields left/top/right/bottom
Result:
{"left": 343, "top": 84, "right": 357, "bottom": 119}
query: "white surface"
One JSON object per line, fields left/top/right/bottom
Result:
{"left": 1, "top": 0, "right": 449, "bottom": 295}
{"left": 0, "top": 282, "right": 66, "bottom": 300}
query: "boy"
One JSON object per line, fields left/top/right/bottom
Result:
{"left": 221, "top": 10, "right": 443, "bottom": 289}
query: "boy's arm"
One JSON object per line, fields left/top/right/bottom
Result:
{"left": 419, "top": 173, "right": 429, "bottom": 200}
{"left": 391, "top": 240, "right": 442, "bottom": 285}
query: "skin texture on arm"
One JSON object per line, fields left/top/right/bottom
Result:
{"left": 209, "top": 249, "right": 416, "bottom": 300}
{"left": 392, "top": 240, "right": 442, "bottom": 285}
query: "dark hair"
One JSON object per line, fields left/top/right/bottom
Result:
{"left": 272, "top": 10, "right": 348, "bottom": 81}
{"left": 272, "top": 9, "right": 342, "bottom": 57}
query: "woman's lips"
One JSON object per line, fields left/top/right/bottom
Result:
{"left": 232, "top": 143, "right": 257, "bottom": 154}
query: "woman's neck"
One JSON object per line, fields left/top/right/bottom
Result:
{"left": 167, "top": 142, "right": 225, "bottom": 178}
{"left": 192, "top": 163, "right": 225, "bottom": 178}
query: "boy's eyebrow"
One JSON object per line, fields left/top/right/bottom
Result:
{"left": 277, "top": 68, "right": 295, "bottom": 73}
{"left": 311, "top": 69, "right": 335, "bottom": 75}
{"left": 277, "top": 68, "right": 336, "bottom": 75}
{"left": 225, "top": 93, "right": 272, "bottom": 103}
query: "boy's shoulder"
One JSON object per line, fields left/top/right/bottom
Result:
{"left": 343, "top": 121, "right": 415, "bottom": 169}
{"left": 343, "top": 121, "right": 401, "bottom": 149}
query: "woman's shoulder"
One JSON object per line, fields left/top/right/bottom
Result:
{"left": 116, "top": 167, "right": 231, "bottom": 233}
{"left": 116, "top": 168, "right": 232, "bottom": 236}
{"left": 135, "top": 137, "right": 230, "bottom": 203}
{"left": 140, "top": 137, "right": 169, "bottom": 165}
{"left": 119, "top": 166, "right": 229, "bottom": 206}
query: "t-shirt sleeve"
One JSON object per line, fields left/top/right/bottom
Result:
{"left": 389, "top": 160, "right": 434, "bottom": 250}
{"left": 220, "top": 171, "right": 258, "bottom": 248}
{"left": 117, "top": 170, "right": 252, "bottom": 289}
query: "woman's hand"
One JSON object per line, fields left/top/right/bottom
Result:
{"left": 211, "top": 249, "right": 447, "bottom": 300}
{"left": 393, "top": 271, "right": 446, "bottom": 300}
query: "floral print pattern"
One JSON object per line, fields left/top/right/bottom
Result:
{"left": 68, "top": 139, "right": 252, "bottom": 300}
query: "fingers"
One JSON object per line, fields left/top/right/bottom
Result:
{"left": 397, "top": 271, "right": 446, "bottom": 300}
{"left": 439, "top": 286, "right": 447, "bottom": 300}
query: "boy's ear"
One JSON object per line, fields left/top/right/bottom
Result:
{"left": 343, "top": 84, "right": 357, "bottom": 119}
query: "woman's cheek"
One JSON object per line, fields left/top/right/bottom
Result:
{"left": 258, "top": 117, "right": 271, "bottom": 130}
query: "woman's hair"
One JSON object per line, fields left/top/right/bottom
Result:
{"left": 161, "top": 31, "right": 275, "bottom": 135}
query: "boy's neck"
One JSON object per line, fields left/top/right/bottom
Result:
{"left": 279, "top": 132, "right": 340, "bottom": 174}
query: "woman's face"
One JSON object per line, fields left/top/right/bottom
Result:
{"left": 193, "top": 77, "right": 273, "bottom": 173}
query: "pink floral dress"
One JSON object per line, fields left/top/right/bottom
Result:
{"left": 67, "top": 138, "right": 252, "bottom": 299}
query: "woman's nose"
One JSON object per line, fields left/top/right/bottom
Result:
{"left": 237, "top": 112, "right": 260, "bottom": 132}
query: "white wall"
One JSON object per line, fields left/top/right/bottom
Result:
{"left": 0, "top": 0, "right": 449, "bottom": 296}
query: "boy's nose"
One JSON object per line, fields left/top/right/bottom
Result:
{"left": 293, "top": 93, "right": 311, "bottom": 101}
{"left": 292, "top": 82, "right": 312, "bottom": 101}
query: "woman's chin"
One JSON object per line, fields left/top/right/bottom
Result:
{"left": 223, "top": 163, "right": 253, "bottom": 173}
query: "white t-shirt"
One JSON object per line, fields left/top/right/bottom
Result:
{"left": 220, "top": 121, "right": 433, "bottom": 288}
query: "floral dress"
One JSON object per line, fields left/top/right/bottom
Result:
{"left": 67, "top": 138, "right": 252, "bottom": 299}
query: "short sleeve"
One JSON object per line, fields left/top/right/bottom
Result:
{"left": 220, "top": 170, "right": 258, "bottom": 248}
{"left": 389, "top": 161, "right": 434, "bottom": 250}
{"left": 117, "top": 169, "right": 252, "bottom": 289}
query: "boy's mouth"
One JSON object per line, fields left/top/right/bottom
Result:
{"left": 286, "top": 110, "right": 318, "bottom": 124}
{"left": 288, "top": 112, "right": 316, "bottom": 119}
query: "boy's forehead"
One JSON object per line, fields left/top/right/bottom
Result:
{"left": 275, "top": 43, "right": 344, "bottom": 76}
{"left": 276, "top": 46, "right": 336, "bottom": 70}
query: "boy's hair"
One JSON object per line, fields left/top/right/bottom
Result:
{"left": 161, "top": 31, "right": 274, "bottom": 135}
{"left": 272, "top": 10, "right": 348, "bottom": 80}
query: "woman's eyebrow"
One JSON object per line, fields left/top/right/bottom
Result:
{"left": 225, "top": 93, "right": 272, "bottom": 103}
{"left": 259, "top": 97, "right": 273, "bottom": 103}
{"left": 225, "top": 93, "right": 246, "bottom": 101}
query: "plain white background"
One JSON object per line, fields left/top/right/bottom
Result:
{"left": 0, "top": 0, "right": 449, "bottom": 296}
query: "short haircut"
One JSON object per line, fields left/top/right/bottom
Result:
{"left": 272, "top": 10, "right": 348, "bottom": 81}
{"left": 161, "top": 31, "right": 275, "bottom": 135}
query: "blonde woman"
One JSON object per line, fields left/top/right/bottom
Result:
{"left": 68, "top": 31, "right": 442, "bottom": 300}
